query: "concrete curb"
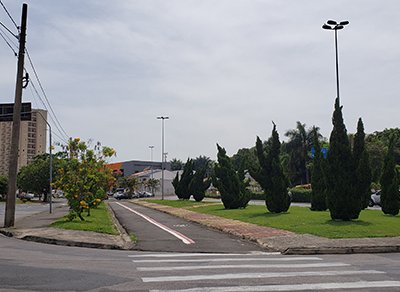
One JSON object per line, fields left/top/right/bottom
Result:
{"left": 106, "top": 202, "right": 135, "bottom": 250}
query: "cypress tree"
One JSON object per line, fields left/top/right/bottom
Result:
{"left": 189, "top": 166, "right": 211, "bottom": 202}
{"left": 326, "top": 98, "right": 360, "bottom": 220}
{"left": 213, "top": 144, "right": 250, "bottom": 209}
{"left": 353, "top": 118, "right": 372, "bottom": 209}
{"left": 172, "top": 159, "right": 194, "bottom": 200}
{"left": 310, "top": 128, "right": 327, "bottom": 211}
{"left": 252, "top": 123, "right": 290, "bottom": 213}
{"left": 380, "top": 137, "right": 400, "bottom": 216}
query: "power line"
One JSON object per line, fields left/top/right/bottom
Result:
{"left": 0, "top": 0, "right": 18, "bottom": 29}
{"left": 0, "top": 19, "right": 16, "bottom": 38}
{"left": 28, "top": 80, "right": 69, "bottom": 143}
{"left": 25, "top": 48, "right": 70, "bottom": 138}
{"left": 0, "top": 29, "right": 17, "bottom": 56}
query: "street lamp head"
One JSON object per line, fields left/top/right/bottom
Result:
{"left": 339, "top": 20, "right": 349, "bottom": 26}
{"left": 327, "top": 20, "right": 337, "bottom": 25}
{"left": 322, "top": 24, "right": 333, "bottom": 30}
{"left": 157, "top": 116, "right": 169, "bottom": 120}
{"left": 336, "top": 25, "right": 344, "bottom": 30}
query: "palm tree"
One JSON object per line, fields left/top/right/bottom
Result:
{"left": 284, "top": 122, "right": 321, "bottom": 185}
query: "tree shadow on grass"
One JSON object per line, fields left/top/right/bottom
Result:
{"left": 324, "top": 220, "right": 372, "bottom": 226}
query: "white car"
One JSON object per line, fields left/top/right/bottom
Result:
{"left": 369, "top": 190, "right": 381, "bottom": 207}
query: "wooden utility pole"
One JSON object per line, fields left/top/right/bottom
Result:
{"left": 4, "top": 3, "right": 28, "bottom": 228}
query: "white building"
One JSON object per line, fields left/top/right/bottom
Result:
{"left": 132, "top": 169, "right": 182, "bottom": 196}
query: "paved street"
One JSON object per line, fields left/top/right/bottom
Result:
{"left": 1, "top": 234, "right": 400, "bottom": 291}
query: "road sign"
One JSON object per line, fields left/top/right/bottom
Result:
{"left": 0, "top": 102, "right": 31, "bottom": 122}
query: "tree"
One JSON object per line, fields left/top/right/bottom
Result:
{"left": 380, "top": 137, "right": 400, "bottom": 216}
{"left": 172, "top": 158, "right": 194, "bottom": 200}
{"left": 326, "top": 98, "right": 360, "bottom": 220}
{"left": 189, "top": 166, "right": 211, "bottom": 202}
{"left": 284, "top": 122, "right": 320, "bottom": 186}
{"left": 231, "top": 147, "right": 258, "bottom": 172}
{"left": 251, "top": 123, "right": 290, "bottom": 213}
{"left": 145, "top": 178, "right": 159, "bottom": 194}
{"left": 310, "top": 127, "right": 327, "bottom": 211}
{"left": 118, "top": 176, "right": 140, "bottom": 194}
{"left": 54, "top": 138, "right": 115, "bottom": 221}
{"left": 193, "top": 155, "right": 214, "bottom": 176}
{"left": 170, "top": 158, "right": 184, "bottom": 171}
{"left": 353, "top": 118, "right": 372, "bottom": 209}
{"left": 213, "top": 144, "right": 250, "bottom": 209}
{"left": 17, "top": 153, "right": 62, "bottom": 202}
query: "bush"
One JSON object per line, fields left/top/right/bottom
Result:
{"left": 290, "top": 188, "right": 312, "bottom": 203}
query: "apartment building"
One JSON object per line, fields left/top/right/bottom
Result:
{"left": 0, "top": 109, "right": 47, "bottom": 176}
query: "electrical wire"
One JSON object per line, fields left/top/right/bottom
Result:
{"left": 0, "top": 29, "right": 16, "bottom": 56}
{"left": 0, "top": 19, "right": 16, "bottom": 38}
{"left": 28, "top": 80, "right": 69, "bottom": 143}
{"left": 0, "top": 0, "right": 18, "bottom": 29}
{"left": 25, "top": 48, "right": 70, "bottom": 139}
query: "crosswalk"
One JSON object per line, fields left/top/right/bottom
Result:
{"left": 129, "top": 252, "right": 400, "bottom": 291}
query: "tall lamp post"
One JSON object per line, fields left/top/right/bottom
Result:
{"left": 35, "top": 111, "right": 53, "bottom": 213}
{"left": 149, "top": 145, "right": 154, "bottom": 179}
{"left": 322, "top": 20, "right": 349, "bottom": 102}
{"left": 157, "top": 116, "right": 169, "bottom": 200}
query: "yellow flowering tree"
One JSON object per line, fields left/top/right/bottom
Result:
{"left": 54, "top": 138, "right": 116, "bottom": 221}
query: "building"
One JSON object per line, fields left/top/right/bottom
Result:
{"left": 0, "top": 109, "right": 47, "bottom": 176}
{"left": 132, "top": 169, "right": 181, "bottom": 196}
{"left": 106, "top": 159, "right": 171, "bottom": 177}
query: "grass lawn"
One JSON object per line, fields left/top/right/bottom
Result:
{"left": 149, "top": 199, "right": 400, "bottom": 238}
{"left": 51, "top": 203, "right": 118, "bottom": 235}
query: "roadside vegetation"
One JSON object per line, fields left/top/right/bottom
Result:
{"left": 149, "top": 199, "right": 400, "bottom": 238}
{"left": 51, "top": 203, "right": 118, "bottom": 235}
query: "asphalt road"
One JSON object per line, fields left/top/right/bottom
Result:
{"left": 109, "top": 200, "right": 263, "bottom": 253}
{"left": 1, "top": 234, "right": 400, "bottom": 291}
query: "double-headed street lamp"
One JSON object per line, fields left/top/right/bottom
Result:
{"left": 156, "top": 116, "right": 169, "bottom": 200}
{"left": 322, "top": 19, "right": 349, "bottom": 102}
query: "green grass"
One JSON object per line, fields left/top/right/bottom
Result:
{"left": 150, "top": 200, "right": 400, "bottom": 238}
{"left": 51, "top": 203, "right": 118, "bottom": 235}
{"left": 147, "top": 199, "right": 215, "bottom": 208}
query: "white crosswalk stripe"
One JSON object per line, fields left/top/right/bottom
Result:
{"left": 129, "top": 252, "right": 400, "bottom": 291}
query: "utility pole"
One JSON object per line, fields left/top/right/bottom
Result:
{"left": 4, "top": 4, "right": 28, "bottom": 228}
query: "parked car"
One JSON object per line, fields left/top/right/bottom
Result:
{"left": 369, "top": 190, "right": 381, "bottom": 207}
{"left": 138, "top": 191, "right": 154, "bottom": 198}
{"left": 17, "top": 192, "right": 35, "bottom": 201}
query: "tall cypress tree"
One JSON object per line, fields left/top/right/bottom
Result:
{"left": 326, "top": 98, "right": 360, "bottom": 220}
{"left": 213, "top": 144, "right": 250, "bottom": 209}
{"left": 252, "top": 123, "right": 290, "bottom": 213}
{"left": 189, "top": 166, "right": 211, "bottom": 202}
{"left": 353, "top": 118, "right": 372, "bottom": 209}
{"left": 380, "top": 137, "right": 400, "bottom": 216}
{"left": 172, "top": 158, "right": 194, "bottom": 200}
{"left": 310, "top": 128, "right": 327, "bottom": 211}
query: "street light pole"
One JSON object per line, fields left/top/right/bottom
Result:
{"left": 35, "top": 111, "right": 52, "bottom": 213}
{"left": 322, "top": 20, "right": 349, "bottom": 103}
{"left": 149, "top": 145, "right": 154, "bottom": 179}
{"left": 157, "top": 116, "right": 169, "bottom": 200}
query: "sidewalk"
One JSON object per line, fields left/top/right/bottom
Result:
{"left": 0, "top": 203, "right": 133, "bottom": 250}
{"left": 1, "top": 200, "right": 400, "bottom": 254}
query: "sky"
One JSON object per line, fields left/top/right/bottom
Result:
{"left": 0, "top": 0, "right": 399, "bottom": 163}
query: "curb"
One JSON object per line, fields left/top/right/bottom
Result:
{"left": 106, "top": 202, "right": 135, "bottom": 250}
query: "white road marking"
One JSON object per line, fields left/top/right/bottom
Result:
{"left": 137, "top": 262, "right": 349, "bottom": 271}
{"left": 149, "top": 281, "right": 400, "bottom": 292}
{"left": 132, "top": 257, "right": 322, "bottom": 263}
{"left": 129, "top": 252, "right": 281, "bottom": 258}
{"left": 141, "top": 269, "right": 384, "bottom": 283}
{"left": 115, "top": 202, "right": 195, "bottom": 245}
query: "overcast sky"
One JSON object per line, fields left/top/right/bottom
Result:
{"left": 1, "top": 1, "right": 399, "bottom": 162}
